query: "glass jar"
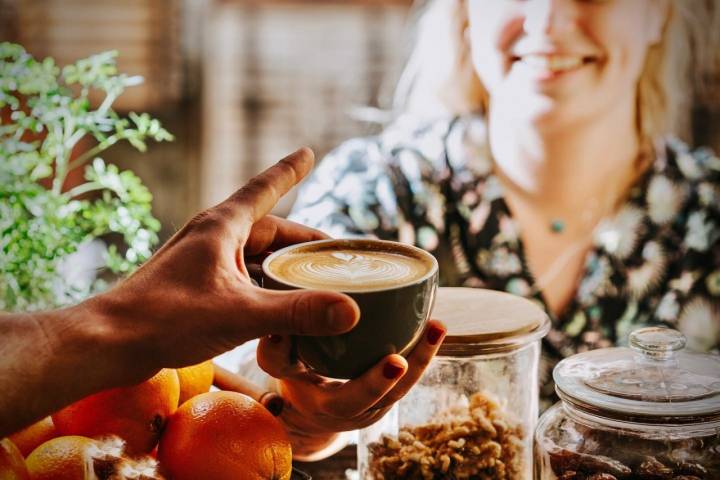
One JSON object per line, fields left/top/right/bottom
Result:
{"left": 358, "top": 287, "right": 551, "bottom": 479}
{"left": 535, "top": 327, "right": 720, "bottom": 480}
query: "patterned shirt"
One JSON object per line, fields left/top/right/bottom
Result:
{"left": 289, "top": 115, "right": 720, "bottom": 406}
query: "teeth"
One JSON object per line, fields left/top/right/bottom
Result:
{"left": 519, "top": 55, "right": 584, "bottom": 72}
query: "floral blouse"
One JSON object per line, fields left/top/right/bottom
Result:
{"left": 289, "top": 115, "right": 720, "bottom": 406}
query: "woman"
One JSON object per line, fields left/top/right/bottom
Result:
{"left": 282, "top": 0, "right": 720, "bottom": 428}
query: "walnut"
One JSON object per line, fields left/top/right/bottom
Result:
{"left": 366, "top": 392, "right": 525, "bottom": 479}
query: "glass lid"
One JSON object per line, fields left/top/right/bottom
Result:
{"left": 554, "top": 327, "right": 720, "bottom": 421}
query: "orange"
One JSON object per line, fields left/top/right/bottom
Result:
{"left": 0, "top": 438, "right": 29, "bottom": 480}
{"left": 176, "top": 360, "right": 214, "bottom": 405}
{"left": 25, "top": 435, "right": 126, "bottom": 480}
{"left": 8, "top": 417, "right": 57, "bottom": 457}
{"left": 158, "top": 391, "right": 292, "bottom": 480}
{"left": 114, "top": 456, "right": 163, "bottom": 480}
{"left": 53, "top": 369, "right": 180, "bottom": 454}
{"left": 25, "top": 436, "right": 96, "bottom": 480}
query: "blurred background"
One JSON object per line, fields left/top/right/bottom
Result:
{"left": 1, "top": 0, "right": 718, "bottom": 243}
{"left": 0, "top": 0, "right": 413, "bottom": 241}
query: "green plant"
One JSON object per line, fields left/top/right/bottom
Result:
{"left": 0, "top": 42, "right": 173, "bottom": 311}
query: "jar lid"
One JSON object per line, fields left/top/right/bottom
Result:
{"left": 431, "top": 288, "right": 550, "bottom": 356}
{"left": 554, "top": 327, "right": 720, "bottom": 422}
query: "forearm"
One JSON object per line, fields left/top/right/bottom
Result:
{"left": 0, "top": 298, "right": 131, "bottom": 436}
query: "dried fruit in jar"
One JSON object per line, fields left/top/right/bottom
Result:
{"left": 548, "top": 449, "right": 632, "bottom": 478}
{"left": 637, "top": 456, "right": 673, "bottom": 479}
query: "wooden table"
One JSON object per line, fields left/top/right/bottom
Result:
{"left": 294, "top": 446, "right": 357, "bottom": 479}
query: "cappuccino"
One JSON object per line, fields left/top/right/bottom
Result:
{"left": 265, "top": 241, "right": 434, "bottom": 292}
{"left": 262, "top": 239, "right": 438, "bottom": 379}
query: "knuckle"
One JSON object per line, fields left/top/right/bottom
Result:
{"left": 186, "top": 209, "right": 229, "bottom": 235}
{"left": 320, "top": 397, "right": 346, "bottom": 417}
{"left": 289, "top": 294, "right": 312, "bottom": 334}
{"left": 277, "top": 157, "right": 300, "bottom": 181}
{"left": 243, "top": 175, "right": 278, "bottom": 200}
{"left": 380, "top": 392, "right": 405, "bottom": 407}
{"left": 257, "top": 351, "right": 282, "bottom": 377}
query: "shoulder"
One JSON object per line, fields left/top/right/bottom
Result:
{"left": 660, "top": 138, "right": 720, "bottom": 198}
{"left": 313, "top": 114, "right": 460, "bottom": 177}
{"left": 645, "top": 138, "right": 720, "bottom": 230}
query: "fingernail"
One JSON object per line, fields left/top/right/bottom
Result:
{"left": 427, "top": 324, "right": 446, "bottom": 346}
{"left": 268, "top": 334, "right": 283, "bottom": 344}
{"left": 326, "top": 301, "right": 357, "bottom": 332}
{"left": 383, "top": 361, "right": 405, "bottom": 380}
{"left": 260, "top": 392, "right": 285, "bottom": 416}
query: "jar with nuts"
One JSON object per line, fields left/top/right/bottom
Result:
{"left": 358, "top": 288, "right": 550, "bottom": 479}
{"left": 535, "top": 327, "right": 720, "bottom": 480}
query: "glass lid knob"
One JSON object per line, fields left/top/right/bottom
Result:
{"left": 629, "top": 327, "right": 686, "bottom": 360}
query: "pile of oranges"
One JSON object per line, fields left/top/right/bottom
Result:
{"left": 0, "top": 361, "right": 293, "bottom": 480}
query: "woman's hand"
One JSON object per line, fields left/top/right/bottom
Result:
{"left": 257, "top": 320, "right": 446, "bottom": 459}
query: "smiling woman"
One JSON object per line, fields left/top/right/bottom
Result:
{"left": 287, "top": 0, "right": 720, "bottom": 417}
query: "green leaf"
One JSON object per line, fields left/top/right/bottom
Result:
{"left": 0, "top": 43, "right": 173, "bottom": 311}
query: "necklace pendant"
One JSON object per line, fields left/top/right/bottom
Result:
{"left": 550, "top": 219, "right": 565, "bottom": 234}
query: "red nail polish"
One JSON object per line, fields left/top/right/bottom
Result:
{"left": 268, "top": 334, "right": 283, "bottom": 344}
{"left": 265, "top": 396, "right": 285, "bottom": 416}
{"left": 427, "top": 324, "right": 445, "bottom": 345}
{"left": 383, "top": 361, "right": 405, "bottom": 380}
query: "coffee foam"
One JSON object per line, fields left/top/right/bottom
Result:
{"left": 267, "top": 245, "right": 434, "bottom": 292}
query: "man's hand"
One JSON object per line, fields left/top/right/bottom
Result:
{"left": 0, "top": 148, "right": 360, "bottom": 435}
{"left": 91, "top": 147, "right": 360, "bottom": 381}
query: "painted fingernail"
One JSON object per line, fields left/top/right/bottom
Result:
{"left": 268, "top": 334, "right": 283, "bottom": 344}
{"left": 383, "top": 361, "right": 405, "bottom": 380}
{"left": 326, "top": 301, "right": 357, "bottom": 332}
{"left": 260, "top": 392, "right": 285, "bottom": 416}
{"left": 427, "top": 324, "right": 446, "bottom": 346}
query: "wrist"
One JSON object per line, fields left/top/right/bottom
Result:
{"left": 79, "top": 292, "right": 158, "bottom": 386}
{"left": 288, "top": 430, "right": 348, "bottom": 462}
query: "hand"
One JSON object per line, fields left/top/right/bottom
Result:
{"left": 87, "top": 148, "right": 360, "bottom": 384}
{"left": 257, "top": 319, "right": 446, "bottom": 458}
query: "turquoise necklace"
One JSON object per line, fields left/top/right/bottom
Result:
{"left": 550, "top": 219, "right": 566, "bottom": 234}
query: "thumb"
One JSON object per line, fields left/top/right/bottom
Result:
{"left": 239, "top": 288, "right": 359, "bottom": 338}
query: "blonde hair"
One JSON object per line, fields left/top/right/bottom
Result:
{"left": 393, "top": 0, "right": 720, "bottom": 142}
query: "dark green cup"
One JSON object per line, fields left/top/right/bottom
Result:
{"left": 262, "top": 239, "right": 439, "bottom": 379}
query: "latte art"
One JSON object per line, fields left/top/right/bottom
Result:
{"left": 267, "top": 247, "right": 433, "bottom": 292}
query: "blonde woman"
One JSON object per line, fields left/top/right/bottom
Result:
{"left": 270, "top": 0, "right": 720, "bottom": 441}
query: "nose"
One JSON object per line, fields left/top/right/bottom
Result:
{"left": 523, "top": 0, "right": 577, "bottom": 36}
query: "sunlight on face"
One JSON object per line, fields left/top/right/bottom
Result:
{"left": 467, "top": 0, "right": 668, "bottom": 130}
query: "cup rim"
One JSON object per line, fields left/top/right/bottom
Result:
{"left": 261, "top": 238, "right": 439, "bottom": 293}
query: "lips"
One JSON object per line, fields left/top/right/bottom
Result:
{"left": 511, "top": 53, "right": 597, "bottom": 73}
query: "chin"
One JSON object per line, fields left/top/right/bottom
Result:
{"left": 504, "top": 93, "right": 595, "bottom": 133}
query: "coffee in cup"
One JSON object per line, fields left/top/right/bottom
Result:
{"left": 262, "top": 239, "right": 438, "bottom": 379}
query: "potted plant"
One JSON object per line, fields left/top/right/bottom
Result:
{"left": 0, "top": 42, "right": 173, "bottom": 312}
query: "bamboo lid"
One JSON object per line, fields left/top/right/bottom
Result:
{"left": 431, "top": 288, "right": 551, "bottom": 355}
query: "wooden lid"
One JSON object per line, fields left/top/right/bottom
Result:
{"left": 431, "top": 288, "right": 550, "bottom": 354}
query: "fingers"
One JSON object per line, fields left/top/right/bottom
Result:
{"left": 219, "top": 148, "right": 315, "bottom": 225}
{"left": 245, "top": 216, "right": 328, "bottom": 257}
{"left": 238, "top": 287, "right": 359, "bottom": 339}
{"left": 326, "top": 354, "right": 408, "bottom": 417}
{"left": 260, "top": 333, "right": 409, "bottom": 419}
{"left": 370, "top": 320, "right": 446, "bottom": 410}
{"left": 257, "top": 334, "right": 305, "bottom": 379}
{"left": 212, "top": 363, "right": 284, "bottom": 416}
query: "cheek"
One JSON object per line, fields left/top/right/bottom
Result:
{"left": 467, "top": 6, "right": 522, "bottom": 93}
{"left": 591, "top": 4, "right": 656, "bottom": 87}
